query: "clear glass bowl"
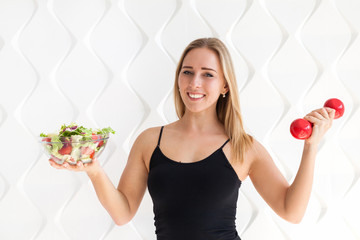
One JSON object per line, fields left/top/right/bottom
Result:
{"left": 39, "top": 134, "right": 109, "bottom": 165}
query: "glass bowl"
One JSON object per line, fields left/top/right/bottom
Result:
{"left": 39, "top": 134, "right": 109, "bottom": 165}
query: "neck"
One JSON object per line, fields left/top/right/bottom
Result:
{"left": 178, "top": 108, "right": 223, "bottom": 133}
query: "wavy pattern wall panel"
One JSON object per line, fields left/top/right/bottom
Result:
{"left": 0, "top": 0, "right": 359, "bottom": 239}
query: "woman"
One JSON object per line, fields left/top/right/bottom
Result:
{"left": 50, "top": 38, "right": 335, "bottom": 240}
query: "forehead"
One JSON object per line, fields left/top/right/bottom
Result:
{"left": 182, "top": 48, "right": 221, "bottom": 70}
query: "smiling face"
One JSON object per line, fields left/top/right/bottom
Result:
{"left": 178, "top": 47, "right": 228, "bottom": 115}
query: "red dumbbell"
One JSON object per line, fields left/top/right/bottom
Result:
{"left": 290, "top": 98, "right": 344, "bottom": 140}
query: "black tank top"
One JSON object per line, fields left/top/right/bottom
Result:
{"left": 147, "top": 126, "right": 242, "bottom": 240}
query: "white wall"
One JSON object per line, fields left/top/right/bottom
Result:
{"left": 0, "top": 0, "right": 359, "bottom": 239}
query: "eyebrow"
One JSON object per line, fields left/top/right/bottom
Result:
{"left": 182, "top": 66, "right": 217, "bottom": 73}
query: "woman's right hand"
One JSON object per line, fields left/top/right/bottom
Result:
{"left": 49, "top": 157, "right": 102, "bottom": 177}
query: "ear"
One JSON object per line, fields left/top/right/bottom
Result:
{"left": 223, "top": 84, "right": 229, "bottom": 94}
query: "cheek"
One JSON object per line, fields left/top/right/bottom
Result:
{"left": 207, "top": 80, "right": 222, "bottom": 92}
{"left": 178, "top": 75, "right": 186, "bottom": 89}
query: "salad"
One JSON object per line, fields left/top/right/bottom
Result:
{"left": 40, "top": 123, "right": 115, "bottom": 165}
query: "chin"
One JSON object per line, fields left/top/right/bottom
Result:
{"left": 183, "top": 105, "right": 216, "bottom": 115}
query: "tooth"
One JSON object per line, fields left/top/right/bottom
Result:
{"left": 189, "top": 93, "right": 204, "bottom": 98}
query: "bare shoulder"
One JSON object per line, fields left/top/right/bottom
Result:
{"left": 223, "top": 136, "right": 258, "bottom": 181}
{"left": 135, "top": 126, "right": 162, "bottom": 144}
{"left": 228, "top": 137, "right": 267, "bottom": 180}
{"left": 247, "top": 138, "right": 274, "bottom": 175}
{"left": 248, "top": 138, "right": 266, "bottom": 157}
{"left": 133, "top": 126, "right": 162, "bottom": 172}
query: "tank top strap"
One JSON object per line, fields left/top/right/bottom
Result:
{"left": 157, "top": 126, "right": 164, "bottom": 147}
{"left": 220, "top": 139, "right": 230, "bottom": 149}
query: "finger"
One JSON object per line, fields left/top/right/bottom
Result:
{"left": 62, "top": 162, "right": 81, "bottom": 171}
{"left": 307, "top": 108, "right": 330, "bottom": 120}
{"left": 304, "top": 112, "right": 321, "bottom": 123}
{"left": 84, "top": 158, "right": 97, "bottom": 167}
{"left": 304, "top": 115, "right": 320, "bottom": 124}
{"left": 83, "top": 160, "right": 93, "bottom": 167}
{"left": 325, "top": 107, "right": 336, "bottom": 119}
{"left": 63, "top": 162, "right": 70, "bottom": 169}
{"left": 76, "top": 161, "right": 85, "bottom": 170}
{"left": 49, "top": 159, "right": 66, "bottom": 169}
{"left": 310, "top": 108, "right": 328, "bottom": 119}
{"left": 79, "top": 161, "right": 92, "bottom": 169}
{"left": 313, "top": 111, "right": 326, "bottom": 120}
{"left": 320, "top": 107, "right": 330, "bottom": 119}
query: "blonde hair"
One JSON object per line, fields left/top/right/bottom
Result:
{"left": 173, "top": 38, "right": 253, "bottom": 164}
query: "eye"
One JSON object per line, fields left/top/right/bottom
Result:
{"left": 183, "top": 70, "right": 193, "bottom": 75}
{"left": 204, "top": 73, "right": 213, "bottom": 78}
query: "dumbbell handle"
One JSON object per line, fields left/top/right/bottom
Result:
{"left": 290, "top": 98, "right": 344, "bottom": 140}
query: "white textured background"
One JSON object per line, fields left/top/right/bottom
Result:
{"left": 0, "top": 0, "right": 359, "bottom": 239}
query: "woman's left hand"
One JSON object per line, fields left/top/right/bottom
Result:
{"left": 303, "top": 107, "right": 336, "bottom": 145}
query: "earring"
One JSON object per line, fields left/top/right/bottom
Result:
{"left": 223, "top": 93, "right": 226, "bottom": 98}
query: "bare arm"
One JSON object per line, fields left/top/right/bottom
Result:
{"left": 87, "top": 164, "right": 133, "bottom": 225}
{"left": 49, "top": 129, "right": 152, "bottom": 226}
{"left": 283, "top": 142, "right": 317, "bottom": 223}
{"left": 249, "top": 107, "right": 335, "bottom": 223}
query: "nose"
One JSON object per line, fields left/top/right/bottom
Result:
{"left": 189, "top": 73, "right": 202, "bottom": 88}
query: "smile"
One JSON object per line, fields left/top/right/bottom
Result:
{"left": 187, "top": 92, "right": 205, "bottom": 100}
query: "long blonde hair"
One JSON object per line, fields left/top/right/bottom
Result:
{"left": 174, "top": 38, "right": 253, "bottom": 164}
